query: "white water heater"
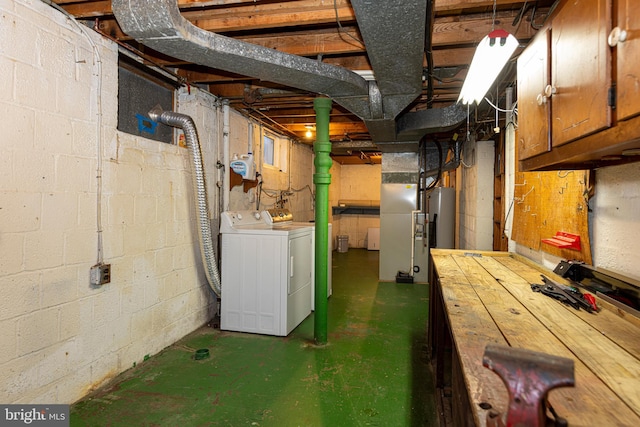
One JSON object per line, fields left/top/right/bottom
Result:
{"left": 428, "top": 187, "right": 455, "bottom": 249}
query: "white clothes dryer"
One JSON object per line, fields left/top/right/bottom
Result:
{"left": 220, "top": 210, "right": 313, "bottom": 336}
{"left": 262, "top": 209, "right": 332, "bottom": 310}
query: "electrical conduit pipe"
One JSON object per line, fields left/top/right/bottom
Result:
{"left": 222, "top": 100, "right": 230, "bottom": 212}
{"left": 313, "top": 97, "right": 332, "bottom": 345}
{"left": 149, "top": 106, "right": 222, "bottom": 297}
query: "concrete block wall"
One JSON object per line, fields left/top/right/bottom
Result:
{"left": 459, "top": 140, "right": 495, "bottom": 250}
{"left": 0, "top": 0, "right": 217, "bottom": 404}
{"left": 334, "top": 164, "right": 381, "bottom": 248}
{"left": 287, "top": 142, "right": 315, "bottom": 222}
{"left": 226, "top": 118, "right": 315, "bottom": 216}
{"left": 227, "top": 110, "right": 255, "bottom": 212}
{"left": 328, "top": 161, "right": 342, "bottom": 246}
{"left": 593, "top": 162, "right": 640, "bottom": 280}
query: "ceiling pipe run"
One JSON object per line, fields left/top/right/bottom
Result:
{"left": 111, "top": 0, "right": 465, "bottom": 149}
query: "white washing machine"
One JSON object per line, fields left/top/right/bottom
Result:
{"left": 220, "top": 210, "right": 313, "bottom": 336}
{"left": 261, "top": 209, "right": 332, "bottom": 310}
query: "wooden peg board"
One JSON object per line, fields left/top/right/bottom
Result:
{"left": 511, "top": 170, "right": 592, "bottom": 263}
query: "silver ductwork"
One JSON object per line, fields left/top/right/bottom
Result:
{"left": 111, "top": 0, "right": 464, "bottom": 147}
{"left": 148, "top": 106, "right": 222, "bottom": 297}
{"left": 350, "top": 0, "right": 425, "bottom": 120}
{"left": 112, "top": 0, "right": 370, "bottom": 118}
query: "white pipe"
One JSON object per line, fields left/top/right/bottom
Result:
{"left": 247, "top": 120, "right": 253, "bottom": 155}
{"left": 504, "top": 87, "right": 517, "bottom": 252}
{"left": 222, "top": 100, "right": 230, "bottom": 212}
{"left": 410, "top": 210, "right": 420, "bottom": 276}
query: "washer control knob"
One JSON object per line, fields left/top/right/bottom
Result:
{"left": 237, "top": 213, "right": 243, "bottom": 220}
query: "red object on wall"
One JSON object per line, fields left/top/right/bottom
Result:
{"left": 541, "top": 232, "right": 581, "bottom": 251}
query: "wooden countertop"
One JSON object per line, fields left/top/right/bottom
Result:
{"left": 430, "top": 249, "right": 640, "bottom": 427}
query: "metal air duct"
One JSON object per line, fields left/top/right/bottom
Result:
{"left": 148, "top": 106, "right": 222, "bottom": 297}
{"left": 111, "top": 0, "right": 465, "bottom": 149}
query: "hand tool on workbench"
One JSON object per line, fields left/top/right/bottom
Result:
{"left": 483, "top": 344, "right": 575, "bottom": 427}
{"left": 530, "top": 275, "right": 597, "bottom": 312}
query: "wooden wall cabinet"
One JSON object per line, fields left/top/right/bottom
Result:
{"left": 518, "top": 0, "right": 640, "bottom": 171}
{"left": 517, "top": 29, "right": 550, "bottom": 160}
{"left": 615, "top": 0, "right": 640, "bottom": 122}
{"left": 550, "top": 0, "right": 611, "bottom": 148}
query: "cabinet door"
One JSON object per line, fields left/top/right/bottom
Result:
{"left": 517, "top": 29, "right": 550, "bottom": 160}
{"left": 616, "top": 0, "right": 640, "bottom": 121}
{"left": 551, "top": 0, "right": 611, "bottom": 147}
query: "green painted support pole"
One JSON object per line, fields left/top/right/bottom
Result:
{"left": 313, "top": 97, "right": 332, "bottom": 345}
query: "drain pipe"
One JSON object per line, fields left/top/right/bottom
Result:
{"left": 313, "top": 97, "right": 332, "bottom": 345}
{"left": 149, "top": 106, "right": 222, "bottom": 297}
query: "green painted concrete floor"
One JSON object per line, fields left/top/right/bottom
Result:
{"left": 71, "top": 249, "right": 437, "bottom": 426}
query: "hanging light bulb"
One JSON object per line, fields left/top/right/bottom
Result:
{"left": 305, "top": 125, "right": 314, "bottom": 138}
{"left": 458, "top": 29, "right": 519, "bottom": 105}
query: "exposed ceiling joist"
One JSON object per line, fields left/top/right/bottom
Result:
{"left": 53, "top": 0, "right": 553, "bottom": 158}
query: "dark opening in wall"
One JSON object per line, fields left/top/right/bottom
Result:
{"left": 117, "top": 54, "right": 176, "bottom": 143}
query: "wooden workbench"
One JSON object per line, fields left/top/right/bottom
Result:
{"left": 428, "top": 249, "right": 640, "bottom": 427}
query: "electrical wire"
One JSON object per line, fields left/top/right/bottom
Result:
{"left": 484, "top": 97, "right": 517, "bottom": 113}
{"left": 42, "top": 0, "right": 104, "bottom": 265}
{"left": 429, "top": 71, "right": 465, "bottom": 84}
{"left": 530, "top": 0, "right": 560, "bottom": 30}
{"left": 491, "top": 0, "right": 497, "bottom": 31}
{"left": 333, "top": 0, "right": 365, "bottom": 49}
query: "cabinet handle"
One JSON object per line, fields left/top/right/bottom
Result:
{"left": 608, "top": 27, "right": 628, "bottom": 47}
{"left": 537, "top": 93, "right": 547, "bottom": 106}
{"left": 544, "top": 85, "right": 557, "bottom": 98}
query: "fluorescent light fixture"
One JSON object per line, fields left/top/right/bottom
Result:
{"left": 458, "top": 29, "right": 518, "bottom": 105}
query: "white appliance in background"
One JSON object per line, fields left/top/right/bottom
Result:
{"left": 262, "top": 208, "right": 332, "bottom": 310}
{"left": 412, "top": 211, "right": 430, "bottom": 283}
{"left": 220, "top": 210, "right": 313, "bottom": 336}
{"left": 367, "top": 228, "right": 380, "bottom": 250}
{"left": 428, "top": 187, "right": 455, "bottom": 249}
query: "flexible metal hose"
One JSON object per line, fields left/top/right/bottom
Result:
{"left": 149, "top": 106, "right": 222, "bottom": 297}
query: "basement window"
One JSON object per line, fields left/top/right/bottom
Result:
{"left": 262, "top": 133, "right": 289, "bottom": 172}
{"left": 264, "top": 134, "right": 275, "bottom": 166}
{"left": 117, "top": 55, "right": 176, "bottom": 144}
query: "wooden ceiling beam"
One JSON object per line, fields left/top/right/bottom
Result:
{"left": 239, "top": 27, "right": 364, "bottom": 56}
{"left": 432, "top": 9, "right": 538, "bottom": 46}
{"left": 56, "top": 0, "right": 355, "bottom": 27}
{"left": 97, "top": 10, "right": 535, "bottom": 59}
{"left": 55, "top": 0, "right": 527, "bottom": 19}
{"left": 434, "top": 0, "right": 527, "bottom": 14}
{"left": 187, "top": 0, "right": 355, "bottom": 32}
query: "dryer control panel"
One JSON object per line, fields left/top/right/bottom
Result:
{"left": 220, "top": 210, "right": 263, "bottom": 233}
{"left": 262, "top": 208, "right": 293, "bottom": 225}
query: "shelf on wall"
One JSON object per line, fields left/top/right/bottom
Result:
{"left": 230, "top": 169, "right": 258, "bottom": 193}
{"left": 332, "top": 205, "right": 380, "bottom": 215}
